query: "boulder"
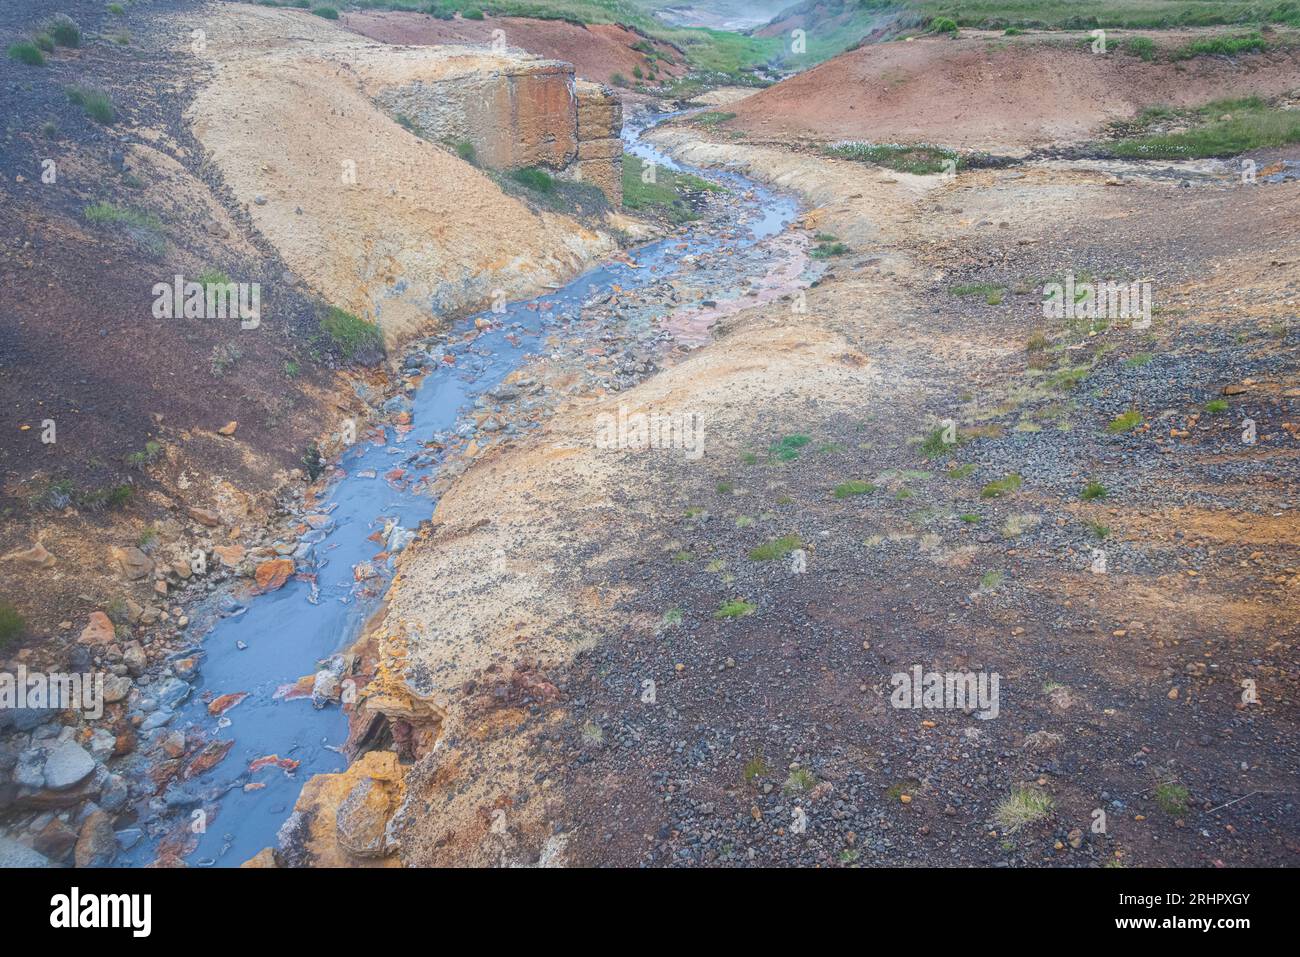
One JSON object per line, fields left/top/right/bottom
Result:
{"left": 78, "top": 612, "right": 115, "bottom": 645}
{"left": 33, "top": 818, "right": 78, "bottom": 863}
{"left": 122, "top": 641, "right": 147, "bottom": 676}
{"left": 108, "top": 545, "right": 153, "bottom": 580}
{"left": 41, "top": 740, "right": 96, "bottom": 790}
{"left": 74, "top": 809, "right": 117, "bottom": 867}
{"left": 335, "top": 776, "right": 394, "bottom": 859}
{"left": 186, "top": 506, "right": 221, "bottom": 527}
{"left": 254, "top": 558, "right": 295, "bottom": 592}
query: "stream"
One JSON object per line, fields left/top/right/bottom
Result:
{"left": 123, "top": 110, "right": 805, "bottom": 866}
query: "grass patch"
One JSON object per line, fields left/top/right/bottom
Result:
{"left": 621, "top": 154, "right": 714, "bottom": 224}
{"left": 946, "top": 462, "right": 976, "bottom": 479}
{"left": 1155, "top": 781, "right": 1190, "bottom": 815}
{"left": 996, "top": 786, "right": 1053, "bottom": 833}
{"left": 833, "top": 480, "right": 876, "bottom": 499}
{"left": 1107, "top": 410, "right": 1142, "bottom": 433}
{"left": 742, "top": 754, "right": 768, "bottom": 784}
{"left": 1045, "top": 364, "right": 1092, "bottom": 392}
{"left": 769, "top": 434, "right": 812, "bottom": 462}
{"left": 1085, "top": 519, "right": 1110, "bottom": 539}
{"left": 825, "top": 141, "right": 962, "bottom": 176}
{"left": 1204, "top": 398, "right": 1229, "bottom": 413}
{"left": 1001, "top": 513, "right": 1040, "bottom": 538}
{"left": 1126, "top": 35, "right": 1157, "bottom": 60}
{"left": 320, "top": 307, "right": 384, "bottom": 363}
{"left": 312, "top": 5, "right": 339, "bottom": 17}
{"left": 979, "top": 569, "right": 1005, "bottom": 591}
{"left": 1124, "top": 352, "right": 1154, "bottom": 368}
{"left": 1110, "top": 96, "right": 1300, "bottom": 159}
{"left": 810, "top": 238, "right": 849, "bottom": 259}
{"left": 0, "top": 601, "right": 25, "bottom": 652}
{"left": 511, "top": 166, "right": 554, "bottom": 192}
{"left": 125, "top": 440, "right": 162, "bottom": 469}
{"left": 783, "top": 767, "right": 816, "bottom": 794}
{"left": 919, "top": 425, "right": 960, "bottom": 458}
{"left": 1171, "top": 32, "right": 1266, "bottom": 60}
{"left": 8, "top": 42, "right": 46, "bottom": 66}
{"left": 959, "top": 512, "right": 982, "bottom": 523}
{"left": 66, "top": 85, "right": 116, "bottom": 124}
{"left": 78, "top": 483, "right": 133, "bottom": 512}
{"left": 715, "top": 599, "right": 756, "bottom": 620}
{"left": 82, "top": 202, "right": 159, "bottom": 230}
{"left": 1080, "top": 480, "right": 1108, "bottom": 501}
{"left": 748, "top": 533, "right": 802, "bottom": 561}
{"left": 662, "top": 607, "right": 683, "bottom": 627}
{"left": 951, "top": 282, "right": 1003, "bottom": 298}
{"left": 47, "top": 14, "right": 81, "bottom": 47}
{"left": 980, "top": 473, "right": 1022, "bottom": 499}
{"left": 693, "top": 111, "right": 736, "bottom": 127}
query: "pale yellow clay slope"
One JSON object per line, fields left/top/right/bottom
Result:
{"left": 184, "top": 3, "right": 615, "bottom": 347}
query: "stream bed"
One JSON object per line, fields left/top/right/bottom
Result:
{"left": 124, "top": 110, "right": 807, "bottom": 866}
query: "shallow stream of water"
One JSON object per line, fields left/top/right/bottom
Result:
{"left": 125, "top": 111, "right": 803, "bottom": 866}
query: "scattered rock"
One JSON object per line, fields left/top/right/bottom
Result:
{"left": 2, "top": 542, "right": 55, "bottom": 568}
{"left": 78, "top": 612, "right": 115, "bottom": 645}
{"left": 74, "top": 809, "right": 117, "bottom": 867}
{"left": 108, "top": 545, "right": 153, "bottom": 580}
{"left": 187, "top": 506, "right": 221, "bottom": 527}
{"left": 254, "top": 558, "right": 295, "bottom": 592}
{"left": 41, "top": 741, "right": 96, "bottom": 790}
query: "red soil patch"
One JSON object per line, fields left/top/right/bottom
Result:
{"left": 340, "top": 11, "right": 685, "bottom": 85}
{"left": 724, "top": 35, "right": 1300, "bottom": 150}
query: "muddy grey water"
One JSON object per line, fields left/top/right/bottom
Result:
{"left": 121, "top": 112, "right": 802, "bottom": 866}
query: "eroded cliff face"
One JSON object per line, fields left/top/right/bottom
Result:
{"left": 371, "top": 62, "right": 624, "bottom": 205}
{"left": 186, "top": 5, "right": 620, "bottom": 350}
{"left": 374, "top": 61, "right": 579, "bottom": 170}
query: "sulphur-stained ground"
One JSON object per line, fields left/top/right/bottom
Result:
{"left": 381, "top": 124, "right": 1299, "bottom": 868}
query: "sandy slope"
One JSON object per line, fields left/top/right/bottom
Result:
{"left": 722, "top": 32, "right": 1300, "bottom": 150}
{"left": 188, "top": 4, "right": 616, "bottom": 347}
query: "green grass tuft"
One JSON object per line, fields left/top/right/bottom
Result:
{"left": 833, "top": 480, "right": 876, "bottom": 499}
{"left": 8, "top": 42, "right": 46, "bottom": 66}
{"left": 1154, "top": 781, "right": 1190, "bottom": 815}
{"left": 996, "top": 786, "right": 1053, "bottom": 833}
{"left": 1081, "top": 480, "right": 1108, "bottom": 501}
{"left": 826, "top": 141, "right": 962, "bottom": 176}
{"left": 980, "top": 474, "right": 1022, "bottom": 499}
{"left": 82, "top": 202, "right": 159, "bottom": 230}
{"left": 714, "top": 599, "right": 756, "bottom": 620}
{"left": 1107, "top": 410, "right": 1142, "bottom": 433}
{"left": 66, "top": 85, "right": 116, "bottom": 124}
{"left": 0, "top": 601, "right": 25, "bottom": 651}
{"left": 748, "top": 534, "right": 802, "bottom": 561}
{"left": 320, "top": 306, "right": 384, "bottom": 362}
{"left": 769, "top": 434, "right": 812, "bottom": 462}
